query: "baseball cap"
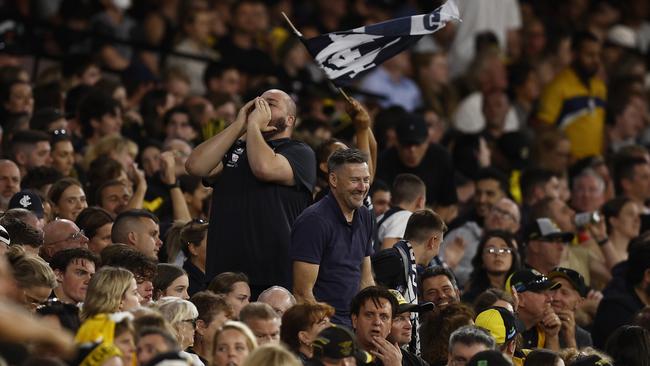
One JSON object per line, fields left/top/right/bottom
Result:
{"left": 549, "top": 267, "right": 589, "bottom": 297}
{"left": 312, "top": 326, "right": 371, "bottom": 365}
{"left": 388, "top": 289, "right": 434, "bottom": 314}
{"left": 0, "top": 224, "right": 9, "bottom": 246}
{"left": 526, "top": 218, "right": 574, "bottom": 243}
{"left": 467, "top": 350, "right": 512, "bottom": 366}
{"left": 606, "top": 25, "right": 637, "bottom": 49}
{"left": 396, "top": 113, "right": 428, "bottom": 145}
{"left": 8, "top": 190, "right": 44, "bottom": 219}
{"left": 505, "top": 269, "right": 560, "bottom": 294}
{"left": 475, "top": 306, "right": 525, "bottom": 345}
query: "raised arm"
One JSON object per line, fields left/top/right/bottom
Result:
{"left": 245, "top": 98, "right": 295, "bottom": 185}
{"left": 347, "top": 98, "right": 377, "bottom": 183}
{"left": 160, "top": 151, "right": 191, "bottom": 221}
{"left": 185, "top": 99, "right": 255, "bottom": 177}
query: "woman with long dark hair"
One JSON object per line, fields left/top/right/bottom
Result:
{"left": 463, "top": 230, "right": 521, "bottom": 303}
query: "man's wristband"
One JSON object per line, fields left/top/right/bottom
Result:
{"left": 164, "top": 180, "right": 180, "bottom": 190}
{"left": 596, "top": 237, "right": 609, "bottom": 246}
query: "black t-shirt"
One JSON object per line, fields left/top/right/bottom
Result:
{"left": 592, "top": 284, "right": 645, "bottom": 348}
{"left": 217, "top": 37, "right": 275, "bottom": 75}
{"left": 184, "top": 260, "right": 206, "bottom": 297}
{"left": 401, "top": 348, "right": 430, "bottom": 366}
{"left": 206, "top": 138, "right": 316, "bottom": 288}
{"left": 376, "top": 144, "right": 457, "bottom": 207}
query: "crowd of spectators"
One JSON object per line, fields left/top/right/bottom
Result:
{"left": 1, "top": 0, "right": 650, "bottom": 365}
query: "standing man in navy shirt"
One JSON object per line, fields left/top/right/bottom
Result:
{"left": 291, "top": 148, "right": 375, "bottom": 326}
{"left": 186, "top": 89, "right": 316, "bottom": 297}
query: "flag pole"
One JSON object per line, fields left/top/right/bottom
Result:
{"left": 281, "top": 12, "right": 352, "bottom": 104}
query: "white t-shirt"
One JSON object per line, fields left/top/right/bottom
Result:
{"left": 453, "top": 92, "right": 520, "bottom": 133}
{"left": 377, "top": 210, "right": 413, "bottom": 243}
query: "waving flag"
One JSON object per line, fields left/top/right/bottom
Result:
{"left": 300, "top": 0, "right": 460, "bottom": 87}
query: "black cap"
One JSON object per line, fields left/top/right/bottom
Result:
{"left": 389, "top": 289, "right": 434, "bottom": 314}
{"left": 467, "top": 350, "right": 512, "bottom": 366}
{"left": 549, "top": 267, "right": 590, "bottom": 297}
{"left": 312, "top": 326, "right": 371, "bottom": 364}
{"left": 396, "top": 113, "right": 428, "bottom": 145}
{"left": 506, "top": 269, "right": 561, "bottom": 293}
{"left": 8, "top": 190, "right": 44, "bottom": 219}
{"left": 526, "top": 218, "right": 574, "bottom": 243}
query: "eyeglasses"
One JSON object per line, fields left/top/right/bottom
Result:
{"left": 485, "top": 247, "right": 513, "bottom": 256}
{"left": 48, "top": 229, "right": 85, "bottom": 244}
{"left": 52, "top": 129, "right": 67, "bottom": 136}
{"left": 181, "top": 318, "right": 197, "bottom": 328}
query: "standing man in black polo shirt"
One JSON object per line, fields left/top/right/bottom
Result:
{"left": 186, "top": 89, "right": 316, "bottom": 297}
{"left": 291, "top": 149, "right": 375, "bottom": 326}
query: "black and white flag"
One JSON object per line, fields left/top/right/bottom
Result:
{"left": 301, "top": 0, "right": 460, "bottom": 87}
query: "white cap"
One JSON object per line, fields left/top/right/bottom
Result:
{"left": 607, "top": 25, "right": 637, "bottom": 49}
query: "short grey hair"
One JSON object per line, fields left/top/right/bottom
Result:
{"left": 327, "top": 148, "right": 368, "bottom": 173}
{"left": 448, "top": 325, "right": 496, "bottom": 352}
{"left": 572, "top": 168, "right": 605, "bottom": 193}
{"left": 258, "top": 286, "right": 296, "bottom": 305}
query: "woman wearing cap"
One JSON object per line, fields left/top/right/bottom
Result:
{"left": 279, "top": 302, "right": 334, "bottom": 364}
{"left": 463, "top": 230, "right": 521, "bottom": 303}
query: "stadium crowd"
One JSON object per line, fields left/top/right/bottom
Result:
{"left": 0, "top": 0, "right": 650, "bottom": 365}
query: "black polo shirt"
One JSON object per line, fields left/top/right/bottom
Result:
{"left": 290, "top": 191, "right": 374, "bottom": 326}
{"left": 206, "top": 138, "right": 316, "bottom": 290}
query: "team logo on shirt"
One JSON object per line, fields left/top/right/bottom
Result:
{"left": 226, "top": 146, "right": 245, "bottom": 168}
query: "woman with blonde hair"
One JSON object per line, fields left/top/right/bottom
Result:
{"left": 7, "top": 246, "right": 57, "bottom": 311}
{"left": 241, "top": 344, "right": 302, "bottom": 366}
{"left": 212, "top": 321, "right": 257, "bottom": 366}
{"left": 151, "top": 296, "right": 202, "bottom": 364}
{"left": 80, "top": 266, "right": 141, "bottom": 320}
{"left": 83, "top": 135, "right": 138, "bottom": 172}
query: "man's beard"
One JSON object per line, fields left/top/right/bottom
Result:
{"left": 262, "top": 115, "right": 288, "bottom": 140}
{"left": 573, "top": 61, "right": 598, "bottom": 80}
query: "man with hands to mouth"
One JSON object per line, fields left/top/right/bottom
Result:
{"left": 549, "top": 267, "right": 593, "bottom": 348}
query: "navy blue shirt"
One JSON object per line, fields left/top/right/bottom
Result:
{"left": 290, "top": 191, "right": 374, "bottom": 326}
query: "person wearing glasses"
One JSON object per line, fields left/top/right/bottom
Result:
{"left": 441, "top": 168, "right": 511, "bottom": 287}
{"left": 40, "top": 218, "right": 89, "bottom": 262}
{"left": 153, "top": 296, "right": 203, "bottom": 365}
{"left": 548, "top": 267, "right": 593, "bottom": 349}
{"left": 463, "top": 230, "right": 522, "bottom": 304}
{"left": 505, "top": 269, "right": 561, "bottom": 351}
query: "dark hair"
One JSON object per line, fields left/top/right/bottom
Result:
{"left": 391, "top": 173, "right": 426, "bottom": 205}
{"left": 602, "top": 197, "right": 634, "bottom": 234}
{"left": 467, "top": 231, "right": 521, "bottom": 296}
{"left": 349, "top": 286, "right": 398, "bottom": 318}
{"left": 76, "top": 207, "right": 114, "bottom": 240}
{"left": 180, "top": 219, "right": 209, "bottom": 258}
{"left": 208, "top": 272, "right": 249, "bottom": 294}
{"left": 571, "top": 31, "right": 600, "bottom": 53}
{"left": 280, "top": 302, "right": 335, "bottom": 353}
{"left": 48, "top": 177, "right": 84, "bottom": 206}
{"left": 77, "top": 91, "right": 120, "bottom": 138}
{"left": 370, "top": 179, "right": 390, "bottom": 195}
{"left": 95, "top": 179, "right": 128, "bottom": 208}
{"left": 111, "top": 209, "right": 160, "bottom": 244}
{"left": 522, "top": 349, "right": 560, "bottom": 366}
{"left": 140, "top": 89, "right": 171, "bottom": 138}
{"left": 30, "top": 108, "right": 64, "bottom": 131}
{"left": 613, "top": 156, "right": 649, "bottom": 196}
{"left": 190, "top": 291, "right": 234, "bottom": 324}
{"left": 36, "top": 299, "right": 81, "bottom": 333}
{"left": 11, "top": 130, "right": 51, "bottom": 159}
{"left": 327, "top": 148, "right": 368, "bottom": 173}
{"left": 450, "top": 134, "right": 485, "bottom": 180}
{"left": 421, "top": 305, "right": 477, "bottom": 365}
{"left": 153, "top": 264, "right": 187, "bottom": 300}
{"left": 64, "top": 84, "right": 93, "bottom": 119}
{"left": 472, "top": 288, "right": 515, "bottom": 315}
{"left": 604, "top": 325, "right": 650, "bottom": 366}
{"left": 100, "top": 244, "right": 158, "bottom": 281}
{"left": 203, "top": 61, "right": 237, "bottom": 86}
{"left": 22, "top": 166, "right": 64, "bottom": 192}
{"left": 50, "top": 247, "right": 100, "bottom": 272}
{"left": 0, "top": 79, "right": 28, "bottom": 103}
{"left": 475, "top": 167, "right": 509, "bottom": 196}
{"left": 607, "top": 91, "right": 644, "bottom": 126}
{"left": 162, "top": 106, "right": 195, "bottom": 128}
{"left": 136, "top": 326, "right": 181, "bottom": 351}
{"left": 178, "top": 174, "right": 202, "bottom": 194}
{"left": 626, "top": 239, "right": 650, "bottom": 286}
{"left": 0, "top": 215, "right": 43, "bottom": 248}
{"left": 420, "top": 266, "right": 459, "bottom": 293}
{"left": 404, "top": 209, "right": 447, "bottom": 244}
{"left": 520, "top": 168, "right": 556, "bottom": 203}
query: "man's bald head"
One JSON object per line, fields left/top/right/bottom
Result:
{"left": 257, "top": 285, "right": 296, "bottom": 316}
{"left": 485, "top": 197, "right": 521, "bottom": 234}
{"left": 42, "top": 219, "right": 88, "bottom": 261}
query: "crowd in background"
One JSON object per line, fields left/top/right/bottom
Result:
{"left": 0, "top": 0, "right": 650, "bottom": 365}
